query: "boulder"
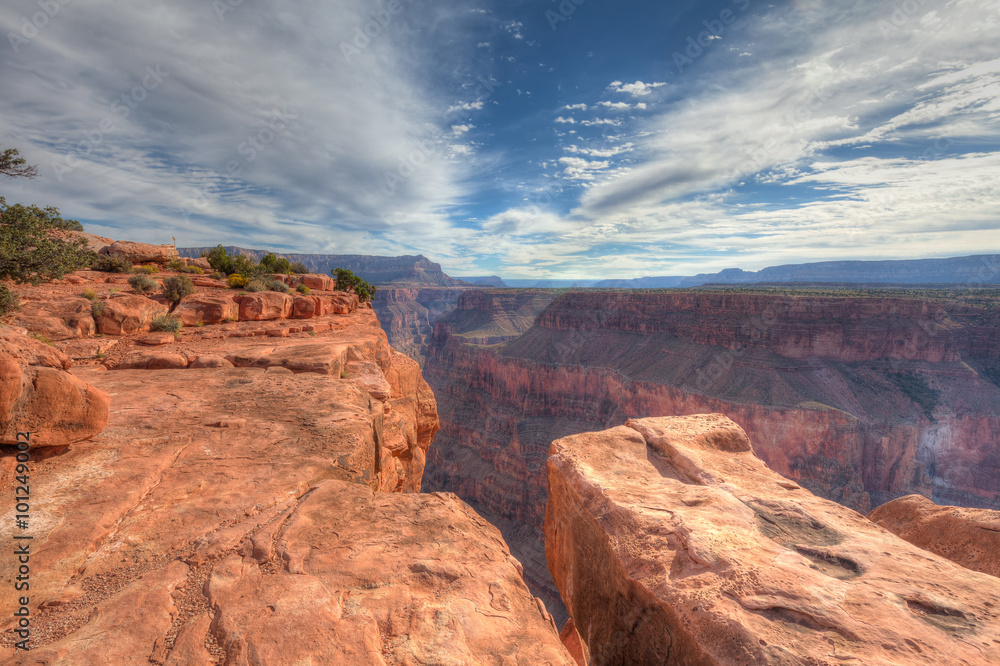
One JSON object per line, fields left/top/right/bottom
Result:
{"left": 173, "top": 293, "right": 239, "bottom": 326}
{"left": 236, "top": 292, "right": 293, "bottom": 321}
{"left": 104, "top": 240, "right": 179, "bottom": 264}
{"left": 869, "top": 494, "right": 1000, "bottom": 578}
{"left": 16, "top": 297, "right": 96, "bottom": 340}
{"left": 320, "top": 292, "right": 358, "bottom": 315}
{"left": 545, "top": 414, "right": 1000, "bottom": 665}
{"left": 300, "top": 274, "right": 334, "bottom": 291}
{"left": 291, "top": 295, "right": 320, "bottom": 319}
{"left": 0, "top": 327, "right": 109, "bottom": 446}
{"left": 186, "top": 257, "right": 212, "bottom": 271}
{"left": 96, "top": 295, "right": 168, "bottom": 335}
{"left": 190, "top": 355, "right": 234, "bottom": 369}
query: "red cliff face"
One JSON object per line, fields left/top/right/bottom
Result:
{"left": 372, "top": 287, "right": 472, "bottom": 363}
{"left": 423, "top": 290, "right": 1000, "bottom": 618}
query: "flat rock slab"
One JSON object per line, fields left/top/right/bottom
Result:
{"left": 870, "top": 493, "right": 1000, "bottom": 578}
{"left": 545, "top": 413, "right": 1000, "bottom": 665}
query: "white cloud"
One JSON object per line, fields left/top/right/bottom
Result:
{"left": 447, "top": 100, "right": 485, "bottom": 113}
{"left": 564, "top": 103, "right": 588, "bottom": 111}
{"left": 597, "top": 101, "right": 632, "bottom": 110}
{"left": 608, "top": 80, "right": 666, "bottom": 97}
{"left": 554, "top": 116, "right": 576, "bottom": 124}
{"left": 451, "top": 124, "right": 474, "bottom": 135}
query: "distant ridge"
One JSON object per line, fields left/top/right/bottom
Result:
{"left": 179, "top": 246, "right": 467, "bottom": 287}
{"left": 593, "top": 255, "right": 1000, "bottom": 288}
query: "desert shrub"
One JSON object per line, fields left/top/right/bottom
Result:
{"left": 92, "top": 254, "right": 133, "bottom": 274}
{"left": 245, "top": 278, "right": 290, "bottom": 294}
{"left": 137, "top": 265, "right": 159, "bottom": 274}
{"left": 227, "top": 274, "right": 249, "bottom": 288}
{"left": 0, "top": 285, "right": 21, "bottom": 316}
{"left": 161, "top": 275, "right": 195, "bottom": 307}
{"left": 0, "top": 196, "right": 95, "bottom": 284}
{"left": 332, "top": 268, "right": 376, "bottom": 303}
{"left": 209, "top": 272, "right": 225, "bottom": 281}
{"left": 296, "top": 284, "right": 311, "bottom": 294}
{"left": 82, "top": 288, "right": 98, "bottom": 301}
{"left": 182, "top": 265, "right": 204, "bottom": 274}
{"left": 289, "top": 262, "right": 309, "bottom": 274}
{"left": 90, "top": 300, "right": 106, "bottom": 319}
{"left": 205, "top": 245, "right": 235, "bottom": 275}
{"left": 29, "top": 331, "right": 52, "bottom": 345}
{"left": 168, "top": 258, "right": 185, "bottom": 271}
{"left": 150, "top": 313, "right": 182, "bottom": 332}
{"left": 260, "top": 253, "right": 292, "bottom": 275}
{"left": 128, "top": 274, "right": 158, "bottom": 294}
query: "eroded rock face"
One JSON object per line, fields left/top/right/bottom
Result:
{"left": 236, "top": 292, "right": 293, "bottom": 320}
{"left": 173, "top": 293, "right": 239, "bottom": 326}
{"left": 104, "top": 240, "right": 180, "bottom": 264}
{"left": 96, "top": 294, "right": 168, "bottom": 335}
{"left": 0, "top": 327, "right": 109, "bottom": 446}
{"left": 869, "top": 494, "right": 1000, "bottom": 578}
{"left": 15, "top": 297, "right": 96, "bottom": 340}
{"left": 545, "top": 414, "right": 1000, "bottom": 665}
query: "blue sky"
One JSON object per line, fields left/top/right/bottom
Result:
{"left": 1, "top": 0, "right": 998, "bottom": 278}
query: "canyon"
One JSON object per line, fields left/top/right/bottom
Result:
{"left": 423, "top": 288, "right": 1000, "bottom": 618}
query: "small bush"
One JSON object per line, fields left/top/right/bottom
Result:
{"left": 150, "top": 313, "right": 182, "bottom": 332}
{"left": 161, "top": 275, "right": 195, "bottom": 307}
{"left": 209, "top": 272, "right": 225, "bottom": 281}
{"left": 245, "top": 278, "right": 290, "bottom": 294}
{"left": 91, "top": 300, "right": 106, "bottom": 319}
{"left": 244, "top": 279, "right": 268, "bottom": 293}
{"left": 268, "top": 279, "right": 291, "bottom": 294}
{"left": 289, "top": 262, "right": 309, "bottom": 274}
{"left": 0, "top": 286, "right": 20, "bottom": 316}
{"left": 168, "top": 258, "right": 185, "bottom": 271}
{"left": 296, "top": 284, "right": 311, "bottom": 295}
{"left": 227, "top": 274, "right": 249, "bottom": 288}
{"left": 182, "top": 266, "right": 204, "bottom": 274}
{"left": 29, "top": 332, "right": 52, "bottom": 345}
{"left": 137, "top": 265, "right": 159, "bottom": 274}
{"left": 128, "top": 274, "right": 158, "bottom": 294}
{"left": 82, "top": 288, "right": 98, "bottom": 301}
{"left": 93, "top": 254, "right": 133, "bottom": 273}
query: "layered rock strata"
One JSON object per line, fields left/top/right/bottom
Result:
{"left": 546, "top": 414, "right": 1000, "bottom": 664}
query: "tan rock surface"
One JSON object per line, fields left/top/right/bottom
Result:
{"left": 546, "top": 414, "right": 1000, "bottom": 665}
{"left": 236, "top": 292, "right": 293, "bottom": 320}
{"left": 104, "top": 240, "right": 180, "bottom": 264}
{"left": 15, "top": 297, "right": 96, "bottom": 340}
{"left": 96, "top": 294, "right": 168, "bottom": 335}
{"left": 869, "top": 493, "right": 1000, "bottom": 578}
{"left": 0, "top": 327, "right": 109, "bottom": 446}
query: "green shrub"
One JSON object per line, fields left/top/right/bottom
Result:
{"left": 296, "top": 284, "right": 311, "bottom": 294}
{"left": 91, "top": 300, "right": 106, "bottom": 319}
{"left": 332, "top": 268, "right": 377, "bottom": 303}
{"left": 29, "top": 332, "right": 52, "bottom": 345}
{"left": 161, "top": 275, "right": 195, "bottom": 307}
{"left": 168, "top": 258, "right": 185, "bottom": 271}
{"left": 182, "top": 266, "right": 204, "bottom": 274}
{"left": 92, "top": 254, "right": 133, "bottom": 274}
{"left": 246, "top": 278, "right": 290, "bottom": 293}
{"left": 82, "top": 288, "right": 98, "bottom": 301}
{"left": 260, "top": 253, "right": 292, "bottom": 274}
{"left": 0, "top": 196, "right": 95, "bottom": 284}
{"left": 209, "top": 272, "right": 226, "bottom": 281}
{"left": 137, "top": 265, "right": 159, "bottom": 274}
{"left": 0, "top": 285, "right": 21, "bottom": 316}
{"left": 289, "top": 262, "right": 309, "bottom": 274}
{"left": 128, "top": 274, "right": 158, "bottom": 294}
{"left": 150, "top": 313, "right": 182, "bottom": 332}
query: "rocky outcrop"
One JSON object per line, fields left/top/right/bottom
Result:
{"left": 172, "top": 293, "right": 239, "bottom": 326}
{"left": 0, "top": 327, "right": 109, "bottom": 446}
{"left": 15, "top": 297, "right": 96, "bottom": 340}
{"left": 869, "top": 494, "right": 1000, "bottom": 578}
{"left": 423, "top": 290, "right": 1000, "bottom": 619}
{"left": 103, "top": 240, "right": 180, "bottom": 264}
{"left": 373, "top": 287, "right": 474, "bottom": 362}
{"left": 546, "top": 414, "right": 1000, "bottom": 664}
{"left": 96, "top": 294, "right": 169, "bottom": 335}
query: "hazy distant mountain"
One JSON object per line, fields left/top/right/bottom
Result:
{"left": 456, "top": 276, "right": 508, "bottom": 287}
{"left": 179, "top": 247, "right": 466, "bottom": 287}
{"left": 594, "top": 276, "right": 686, "bottom": 288}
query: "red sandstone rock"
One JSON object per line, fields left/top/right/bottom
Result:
{"left": 236, "top": 292, "right": 293, "bottom": 320}
{"left": 173, "top": 293, "right": 239, "bottom": 326}
{"left": 0, "top": 327, "right": 109, "bottom": 446}
{"left": 869, "top": 494, "right": 1000, "bottom": 578}
{"left": 190, "top": 354, "right": 234, "bottom": 368}
{"left": 300, "top": 273, "right": 334, "bottom": 291}
{"left": 291, "top": 294, "right": 320, "bottom": 318}
{"left": 321, "top": 291, "right": 359, "bottom": 315}
{"left": 16, "top": 297, "right": 96, "bottom": 340}
{"left": 186, "top": 257, "right": 212, "bottom": 271}
{"left": 546, "top": 414, "right": 1000, "bottom": 664}
{"left": 96, "top": 294, "right": 168, "bottom": 335}
{"left": 103, "top": 240, "right": 179, "bottom": 264}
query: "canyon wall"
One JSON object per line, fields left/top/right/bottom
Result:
{"left": 423, "top": 289, "right": 1000, "bottom": 618}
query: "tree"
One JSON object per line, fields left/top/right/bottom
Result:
{"left": 0, "top": 147, "right": 38, "bottom": 180}
{"left": 161, "top": 275, "right": 195, "bottom": 308}
{"left": 332, "top": 267, "right": 377, "bottom": 303}
{"left": 0, "top": 197, "right": 95, "bottom": 285}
